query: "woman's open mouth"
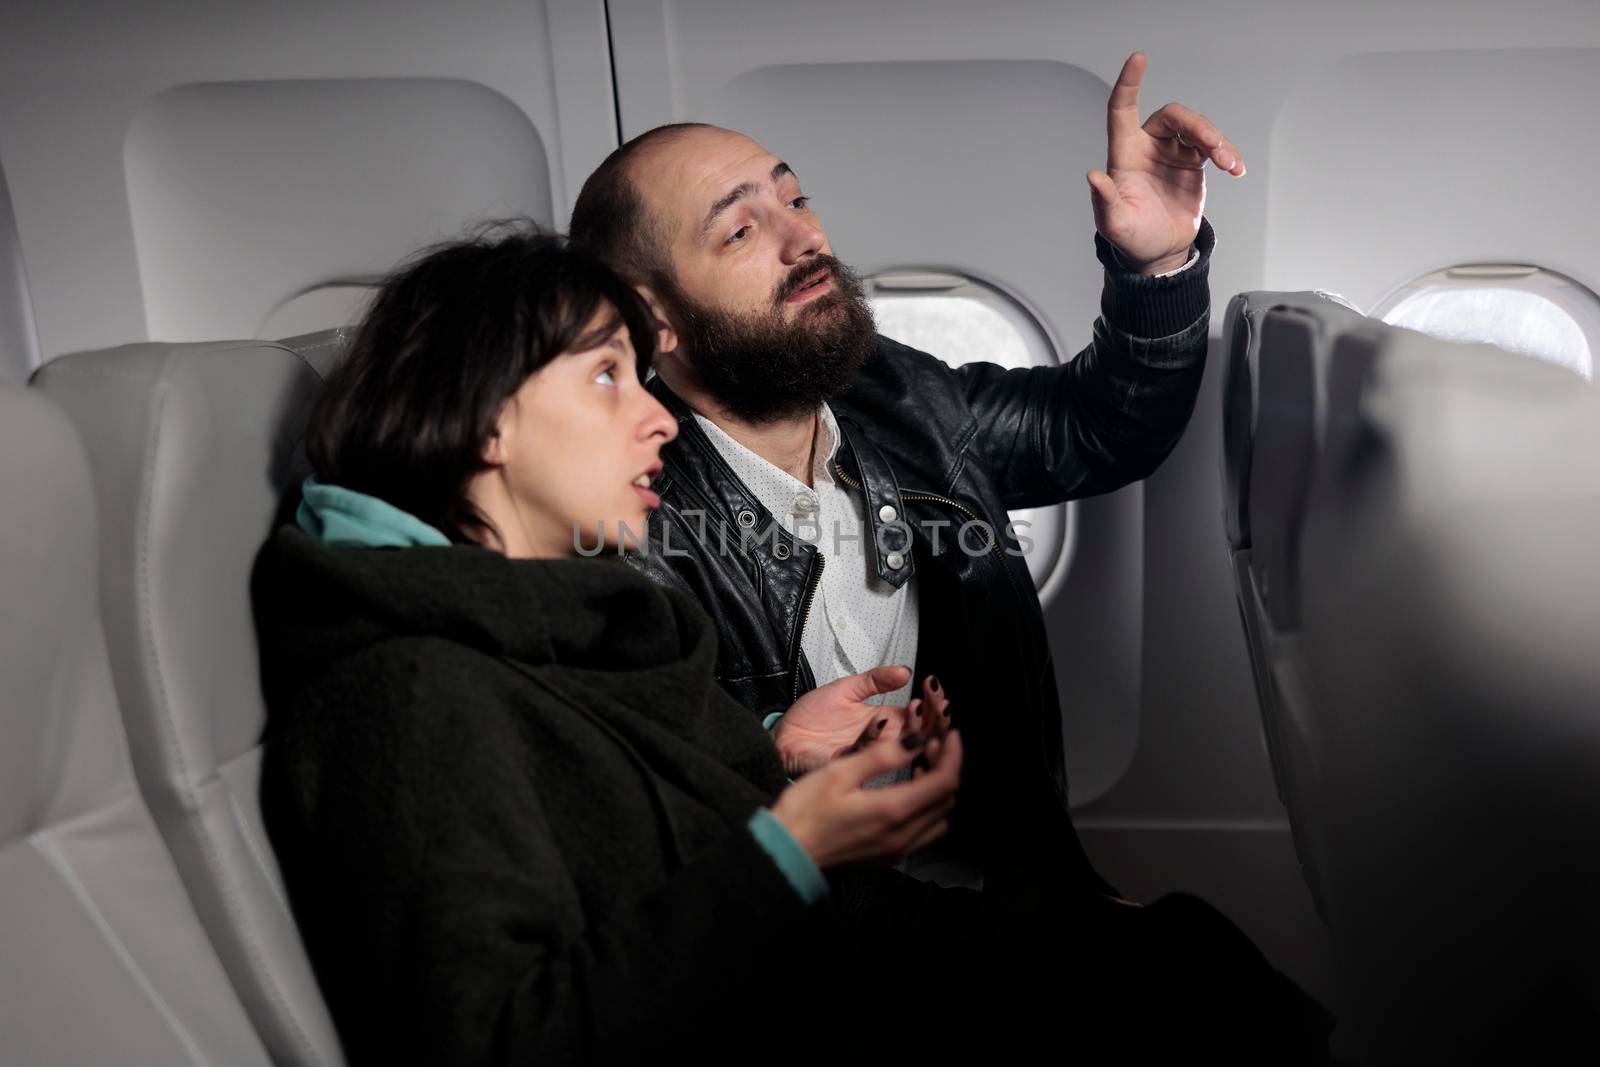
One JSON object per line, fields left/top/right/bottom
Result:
{"left": 631, "top": 468, "right": 662, "bottom": 509}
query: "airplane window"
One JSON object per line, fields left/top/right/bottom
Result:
{"left": 1375, "top": 266, "right": 1598, "bottom": 381}
{"left": 868, "top": 272, "right": 1075, "bottom": 599}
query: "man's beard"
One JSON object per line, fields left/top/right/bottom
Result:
{"left": 663, "top": 254, "right": 877, "bottom": 423}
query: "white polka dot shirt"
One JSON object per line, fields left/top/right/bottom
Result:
{"left": 693, "top": 404, "right": 920, "bottom": 715}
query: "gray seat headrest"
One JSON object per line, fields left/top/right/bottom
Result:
{"left": 0, "top": 386, "right": 272, "bottom": 1065}
{"left": 33, "top": 341, "right": 345, "bottom": 1066}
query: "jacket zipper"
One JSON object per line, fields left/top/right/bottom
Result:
{"left": 833, "top": 461, "right": 993, "bottom": 550}
{"left": 790, "top": 551, "right": 825, "bottom": 701}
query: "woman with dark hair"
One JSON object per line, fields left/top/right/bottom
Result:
{"left": 253, "top": 223, "right": 1332, "bottom": 1066}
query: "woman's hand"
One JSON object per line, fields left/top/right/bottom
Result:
{"left": 907, "top": 675, "right": 954, "bottom": 778}
{"left": 769, "top": 727, "right": 963, "bottom": 869}
{"left": 773, "top": 665, "right": 913, "bottom": 777}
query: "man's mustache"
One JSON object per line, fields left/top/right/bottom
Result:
{"left": 773, "top": 255, "right": 850, "bottom": 305}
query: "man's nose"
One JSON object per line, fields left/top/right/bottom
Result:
{"left": 777, "top": 210, "right": 826, "bottom": 265}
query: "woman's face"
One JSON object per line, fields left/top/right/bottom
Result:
{"left": 489, "top": 314, "right": 678, "bottom": 557}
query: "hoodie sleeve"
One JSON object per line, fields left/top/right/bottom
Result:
{"left": 260, "top": 637, "right": 823, "bottom": 1067}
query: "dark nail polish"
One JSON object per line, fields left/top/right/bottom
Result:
{"left": 876, "top": 718, "right": 888, "bottom": 730}
{"left": 911, "top": 755, "right": 931, "bottom": 773}
{"left": 900, "top": 731, "right": 924, "bottom": 751}
{"left": 928, "top": 676, "right": 941, "bottom": 693}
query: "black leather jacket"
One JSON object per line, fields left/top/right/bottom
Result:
{"left": 626, "top": 219, "right": 1216, "bottom": 894}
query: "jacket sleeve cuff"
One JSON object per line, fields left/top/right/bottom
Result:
{"left": 747, "top": 808, "right": 829, "bottom": 905}
{"left": 1094, "top": 215, "right": 1215, "bottom": 339}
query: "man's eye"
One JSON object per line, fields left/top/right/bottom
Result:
{"left": 595, "top": 364, "right": 617, "bottom": 386}
{"left": 726, "top": 225, "right": 750, "bottom": 245}
{"left": 789, "top": 195, "right": 811, "bottom": 209}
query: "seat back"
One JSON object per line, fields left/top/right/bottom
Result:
{"left": 274, "top": 326, "right": 351, "bottom": 380}
{"left": 1220, "top": 290, "right": 1364, "bottom": 552}
{"left": 0, "top": 386, "right": 273, "bottom": 1066}
{"left": 32, "top": 341, "right": 344, "bottom": 1066}
{"left": 1219, "top": 291, "right": 1368, "bottom": 915}
{"left": 1299, "top": 326, "right": 1600, "bottom": 1059}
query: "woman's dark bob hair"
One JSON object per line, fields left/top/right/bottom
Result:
{"left": 306, "top": 220, "right": 658, "bottom": 545}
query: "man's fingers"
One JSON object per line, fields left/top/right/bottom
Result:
{"left": 866, "top": 663, "right": 913, "bottom": 695}
{"left": 1144, "top": 102, "right": 1246, "bottom": 176}
{"left": 831, "top": 664, "right": 912, "bottom": 702}
{"left": 1087, "top": 170, "right": 1133, "bottom": 245}
{"left": 1086, "top": 169, "right": 1120, "bottom": 217}
{"left": 1106, "top": 51, "right": 1147, "bottom": 140}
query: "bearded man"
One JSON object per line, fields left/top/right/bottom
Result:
{"left": 569, "top": 52, "right": 1242, "bottom": 902}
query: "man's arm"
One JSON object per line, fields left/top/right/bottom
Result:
{"left": 957, "top": 51, "right": 1240, "bottom": 508}
{"left": 955, "top": 216, "right": 1213, "bottom": 509}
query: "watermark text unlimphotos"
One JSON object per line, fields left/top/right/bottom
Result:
{"left": 573, "top": 510, "right": 1034, "bottom": 558}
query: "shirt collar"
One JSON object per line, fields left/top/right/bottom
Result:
{"left": 691, "top": 404, "right": 841, "bottom": 520}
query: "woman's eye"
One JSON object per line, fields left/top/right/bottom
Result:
{"left": 595, "top": 364, "right": 617, "bottom": 386}
{"left": 726, "top": 225, "right": 750, "bottom": 245}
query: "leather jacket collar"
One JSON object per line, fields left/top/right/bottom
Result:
{"left": 647, "top": 375, "right": 915, "bottom": 588}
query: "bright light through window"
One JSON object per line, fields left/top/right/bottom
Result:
{"left": 869, "top": 277, "right": 1073, "bottom": 599}
{"left": 1383, "top": 287, "right": 1594, "bottom": 381}
{"left": 872, "top": 295, "right": 1034, "bottom": 371}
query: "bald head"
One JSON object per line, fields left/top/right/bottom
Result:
{"left": 572, "top": 121, "right": 869, "bottom": 423}
{"left": 570, "top": 122, "right": 741, "bottom": 284}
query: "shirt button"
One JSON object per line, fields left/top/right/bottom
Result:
{"left": 794, "top": 493, "right": 818, "bottom": 514}
{"left": 878, "top": 504, "right": 897, "bottom": 523}
{"left": 886, "top": 551, "right": 905, "bottom": 570}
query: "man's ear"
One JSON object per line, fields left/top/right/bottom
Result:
{"left": 634, "top": 284, "right": 679, "bottom": 357}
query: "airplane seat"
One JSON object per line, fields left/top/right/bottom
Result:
{"left": 30, "top": 341, "right": 346, "bottom": 1066}
{"left": 0, "top": 385, "right": 272, "bottom": 1065}
{"left": 1298, "top": 326, "right": 1600, "bottom": 1059}
{"left": 274, "top": 327, "right": 352, "bottom": 380}
{"left": 1219, "top": 291, "right": 1368, "bottom": 918}
{"left": 1221, "top": 291, "right": 1365, "bottom": 552}
{"left": 1220, "top": 292, "right": 1258, "bottom": 553}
